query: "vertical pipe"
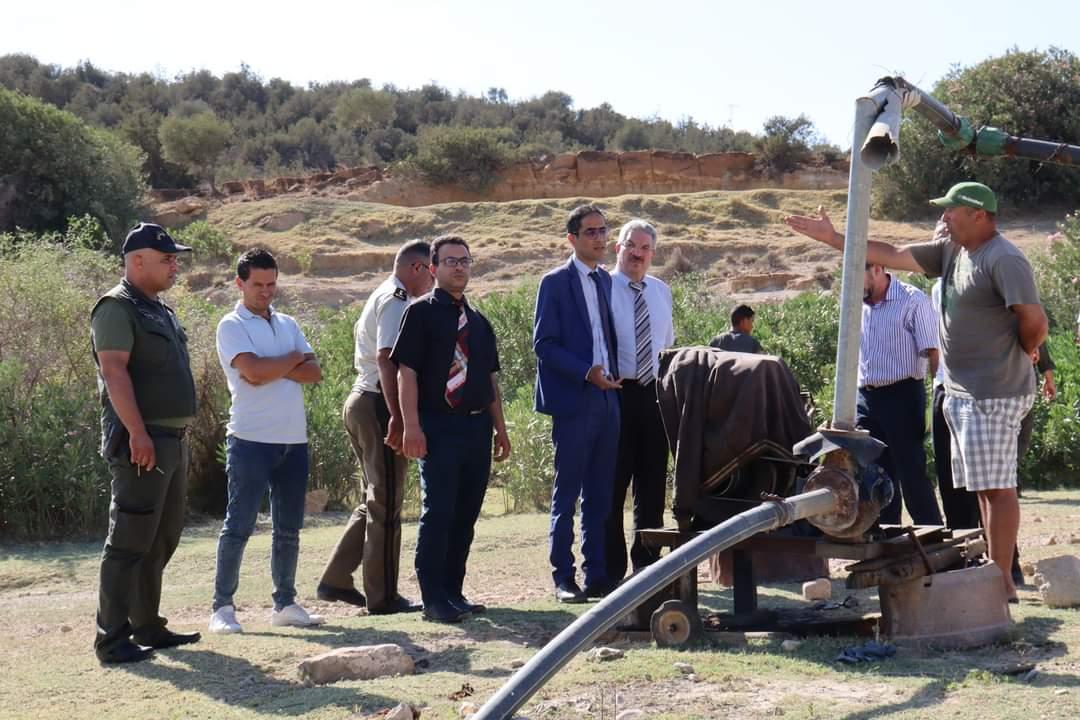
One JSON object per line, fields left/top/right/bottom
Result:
{"left": 830, "top": 98, "right": 877, "bottom": 430}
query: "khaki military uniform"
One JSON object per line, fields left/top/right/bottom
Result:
{"left": 320, "top": 275, "right": 412, "bottom": 611}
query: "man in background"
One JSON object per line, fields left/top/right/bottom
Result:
{"left": 209, "top": 249, "right": 325, "bottom": 634}
{"left": 710, "top": 304, "right": 763, "bottom": 353}
{"left": 91, "top": 223, "right": 200, "bottom": 664}
{"left": 395, "top": 235, "right": 511, "bottom": 623}
{"left": 857, "top": 262, "right": 942, "bottom": 526}
{"left": 317, "top": 240, "right": 432, "bottom": 614}
{"left": 534, "top": 205, "right": 622, "bottom": 602}
{"left": 606, "top": 219, "right": 674, "bottom": 585}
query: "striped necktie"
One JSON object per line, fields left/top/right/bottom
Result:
{"left": 630, "top": 281, "right": 653, "bottom": 382}
{"left": 445, "top": 299, "right": 469, "bottom": 407}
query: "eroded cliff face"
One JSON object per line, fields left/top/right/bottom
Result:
{"left": 155, "top": 150, "right": 848, "bottom": 208}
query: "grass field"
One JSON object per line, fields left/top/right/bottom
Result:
{"left": 3, "top": 491, "right": 1080, "bottom": 719}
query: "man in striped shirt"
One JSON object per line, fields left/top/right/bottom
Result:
{"left": 857, "top": 263, "right": 943, "bottom": 526}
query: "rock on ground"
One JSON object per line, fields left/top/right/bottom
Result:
{"left": 298, "top": 644, "right": 415, "bottom": 685}
{"left": 802, "top": 578, "right": 831, "bottom": 601}
{"left": 586, "top": 647, "right": 624, "bottom": 662}
{"left": 384, "top": 703, "right": 417, "bottom": 720}
{"left": 1033, "top": 555, "right": 1080, "bottom": 608}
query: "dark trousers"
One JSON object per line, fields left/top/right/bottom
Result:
{"left": 321, "top": 390, "right": 408, "bottom": 611}
{"left": 414, "top": 410, "right": 493, "bottom": 605}
{"left": 549, "top": 385, "right": 620, "bottom": 589}
{"left": 95, "top": 433, "right": 188, "bottom": 653}
{"left": 605, "top": 380, "right": 668, "bottom": 583}
{"left": 857, "top": 378, "right": 942, "bottom": 526}
{"left": 933, "top": 384, "right": 980, "bottom": 529}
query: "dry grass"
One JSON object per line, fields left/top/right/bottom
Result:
{"left": 3, "top": 491, "right": 1080, "bottom": 719}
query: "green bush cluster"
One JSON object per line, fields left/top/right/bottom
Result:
{"left": 0, "top": 87, "right": 146, "bottom": 241}
{"left": 172, "top": 220, "right": 234, "bottom": 261}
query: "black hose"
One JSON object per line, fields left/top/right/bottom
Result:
{"left": 473, "top": 488, "right": 836, "bottom": 720}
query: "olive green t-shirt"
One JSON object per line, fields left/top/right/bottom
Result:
{"left": 908, "top": 232, "right": 1039, "bottom": 399}
{"left": 92, "top": 299, "right": 193, "bottom": 427}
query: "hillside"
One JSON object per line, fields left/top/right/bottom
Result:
{"left": 179, "top": 189, "right": 1061, "bottom": 309}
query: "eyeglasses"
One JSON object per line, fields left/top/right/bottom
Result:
{"left": 441, "top": 256, "right": 473, "bottom": 269}
{"left": 575, "top": 226, "right": 609, "bottom": 239}
{"left": 413, "top": 261, "right": 430, "bottom": 271}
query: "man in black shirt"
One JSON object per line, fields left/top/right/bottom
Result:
{"left": 392, "top": 235, "right": 512, "bottom": 623}
{"left": 709, "top": 304, "right": 763, "bottom": 354}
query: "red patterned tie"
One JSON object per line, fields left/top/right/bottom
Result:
{"left": 445, "top": 299, "right": 469, "bottom": 407}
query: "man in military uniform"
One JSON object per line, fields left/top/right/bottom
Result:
{"left": 91, "top": 223, "right": 201, "bottom": 664}
{"left": 317, "top": 240, "right": 432, "bottom": 614}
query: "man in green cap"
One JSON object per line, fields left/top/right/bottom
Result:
{"left": 91, "top": 222, "right": 202, "bottom": 663}
{"left": 785, "top": 182, "right": 1047, "bottom": 604}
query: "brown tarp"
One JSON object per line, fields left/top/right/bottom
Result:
{"left": 656, "top": 346, "right": 812, "bottom": 526}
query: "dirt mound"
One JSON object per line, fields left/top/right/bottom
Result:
{"left": 173, "top": 189, "right": 1057, "bottom": 308}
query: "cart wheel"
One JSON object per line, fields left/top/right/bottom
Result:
{"left": 650, "top": 599, "right": 703, "bottom": 647}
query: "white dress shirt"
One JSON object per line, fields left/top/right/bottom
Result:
{"left": 571, "top": 255, "right": 612, "bottom": 375}
{"left": 611, "top": 270, "right": 675, "bottom": 381}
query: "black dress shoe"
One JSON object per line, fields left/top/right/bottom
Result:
{"left": 97, "top": 639, "right": 154, "bottom": 664}
{"left": 317, "top": 582, "right": 367, "bottom": 607}
{"left": 133, "top": 629, "right": 201, "bottom": 649}
{"left": 449, "top": 597, "right": 487, "bottom": 615}
{"left": 422, "top": 600, "right": 468, "bottom": 624}
{"left": 583, "top": 582, "right": 615, "bottom": 599}
{"left": 367, "top": 595, "right": 423, "bottom": 615}
{"left": 554, "top": 581, "right": 586, "bottom": 604}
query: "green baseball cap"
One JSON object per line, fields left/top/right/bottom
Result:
{"left": 929, "top": 182, "right": 997, "bottom": 213}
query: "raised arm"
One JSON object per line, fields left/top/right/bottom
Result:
{"left": 784, "top": 206, "right": 926, "bottom": 273}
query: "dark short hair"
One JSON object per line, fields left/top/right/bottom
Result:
{"left": 731, "top": 304, "right": 755, "bottom": 327}
{"left": 236, "top": 248, "right": 278, "bottom": 280}
{"left": 566, "top": 204, "right": 606, "bottom": 236}
{"left": 395, "top": 239, "right": 432, "bottom": 267}
{"left": 431, "top": 235, "right": 470, "bottom": 265}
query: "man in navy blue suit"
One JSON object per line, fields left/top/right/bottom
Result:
{"left": 534, "top": 205, "right": 622, "bottom": 603}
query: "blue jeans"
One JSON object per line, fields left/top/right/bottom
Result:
{"left": 414, "top": 411, "right": 493, "bottom": 606}
{"left": 213, "top": 437, "right": 309, "bottom": 611}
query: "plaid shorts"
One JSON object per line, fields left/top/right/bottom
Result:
{"left": 942, "top": 394, "right": 1034, "bottom": 492}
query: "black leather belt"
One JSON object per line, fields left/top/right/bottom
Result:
{"left": 860, "top": 377, "right": 920, "bottom": 391}
{"left": 146, "top": 424, "right": 187, "bottom": 438}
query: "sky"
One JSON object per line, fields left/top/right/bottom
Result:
{"left": 5, "top": 0, "right": 1079, "bottom": 147}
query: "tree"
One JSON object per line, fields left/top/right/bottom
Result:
{"left": 754, "top": 114, "right": 816, "bottom": 176}
{"left": 159, "top": 111, "right": 232, "bottom": 193}
{"left": 411, "top": 125, "right": 513, "bottom": 191}
{"left": 335, "top": 87, "right": 396, "bottom": 142}
{"left": 0, "top": 87, "right": 146, "bottom": 241}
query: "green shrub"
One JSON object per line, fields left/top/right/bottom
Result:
{"left": 754, "top": 114, "right": 816, "bottom": 177}
{"left": 173, "top": 220, "right": 234, "bottom": 261}
{"left": 874, "top": 48, "right": 1080, "bottom": 219}
{"left": 0, "top": 239, "right": 118, "bottom": 538}
{"left": 0, "top": 87, "right": 146, "bottom": 241}
{"left": 410, "top": 125, "right": 513, "bottom": 191}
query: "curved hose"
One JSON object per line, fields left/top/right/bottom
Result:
{"left": 473, "top": 488, "right": 836, "bottom": 720}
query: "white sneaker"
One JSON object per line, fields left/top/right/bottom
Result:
{"left": 209, "top": 605, "right": 243, "bottom": 634}
{"left": 271, "top": 603, "right": 325, "bottom": 628}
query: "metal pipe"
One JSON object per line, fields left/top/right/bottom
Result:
{"left": 830, "top": 97, "right": 877, "bottom": 430}
{"left": 472, "top": 488, "right": 838, "bottom": 720}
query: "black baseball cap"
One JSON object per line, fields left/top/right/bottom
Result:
{"left": 122, "top": 223, "right": 192, "bottom": 255}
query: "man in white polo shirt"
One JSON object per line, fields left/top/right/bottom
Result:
{"left": 209, "top": 248, "right": 324, "bottom": 634}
